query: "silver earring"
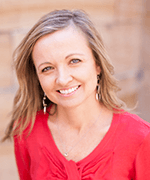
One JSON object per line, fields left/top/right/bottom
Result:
{"left": 43, "top": 93, "right": 47, "bottom": 114}
{"left": 96, "top": 75, "right": 101, "bottom": 101}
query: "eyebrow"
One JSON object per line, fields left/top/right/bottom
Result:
{"left": 38, "top": 62, "right": 52, "bottom": 69}
{"left": 65, "top": 53, "right": 84, "bottom": 59}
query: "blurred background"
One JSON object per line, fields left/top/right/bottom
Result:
{"left": 0, "top": 0, "right": 150, "bottom": 179}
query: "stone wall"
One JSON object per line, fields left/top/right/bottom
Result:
{"left": 0, "top": 0, "right": 149, "bottom": 179}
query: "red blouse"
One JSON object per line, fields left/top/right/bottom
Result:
{"left": 14, "top": 108, "right": 150, "bottom": 180}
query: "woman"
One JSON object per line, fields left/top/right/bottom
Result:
{"left": 3, "top": 9, "right": 150, "bottom": 179}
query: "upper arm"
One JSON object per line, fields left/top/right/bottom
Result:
{"left": 135, "top": 132, "right": 150, "bottom": 180}
{"left": 14, "top": 135, "right": 32, "bottom": 180}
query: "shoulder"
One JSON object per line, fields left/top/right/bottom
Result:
{"left": 119, "top": 111, "right": 150, "bottom": 130}
{"left": 116, "top": 111, "right": 150, "bottom": 141}
{"left": 14, "top": 106, "right": 51, "bottom": 140}
{"left": 36, "top": 105, "right": 52, "bottom": 119}
{"left": 32, "top": 105, "right": 52, "bottom": 125}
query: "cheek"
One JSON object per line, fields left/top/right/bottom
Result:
{"left": 37, "top": 75, "right": 53, "bottom": 92}
{"left": 77, "top": 68, "right": 97, "bottom": 87}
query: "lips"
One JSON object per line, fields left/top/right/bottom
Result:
{"left": 58, "top": 85, "right": 80, "bottom": 95}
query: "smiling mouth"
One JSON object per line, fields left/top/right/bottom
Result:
{"left": 57, "top": 85, "right": 80, "bottom": 95}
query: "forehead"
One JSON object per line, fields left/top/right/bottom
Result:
{"left": 36, "top": 25, "right": 88, "bottom": 46}
{"left": 32, "top": 25, "right": 92, "bottom": 60}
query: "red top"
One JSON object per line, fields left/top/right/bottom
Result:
{"left": 14, "top": 108, "right": 150, "bottom": 180}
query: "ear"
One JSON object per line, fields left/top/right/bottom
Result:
{"left": 96, "top": 65, "right": 101, "bottom": 75}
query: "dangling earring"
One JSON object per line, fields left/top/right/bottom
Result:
{"left": 43, "top": 93, "right": 47, "bottom": 114}
{"left": 96, "top": 74, "right": 101, "bottom": 101}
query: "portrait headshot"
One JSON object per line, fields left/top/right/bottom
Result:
{"left": 1, "top": 1, "right": 150, "bottom": 180}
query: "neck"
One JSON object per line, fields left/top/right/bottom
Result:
{"left": 56, "top": 99, "right": 103, "bottom": 133}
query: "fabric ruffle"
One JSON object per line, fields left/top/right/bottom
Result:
{"left": 42, "top": 146, "right": 114, "bottom": 180}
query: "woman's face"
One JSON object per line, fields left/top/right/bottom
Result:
{"left": 32, "top": 26, "right": 100, "bottom": 108}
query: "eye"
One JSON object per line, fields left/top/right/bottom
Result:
{"left": 70, "top": 59, "right": 81, "bottom": 64}
{"left": 42, "top": 66, "right": 54, "bottom": 72}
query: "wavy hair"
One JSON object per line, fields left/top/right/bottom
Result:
{"left": 3, "top": 9, "right": 125, "bottom": 141}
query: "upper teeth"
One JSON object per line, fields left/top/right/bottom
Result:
{"left": 59, "top": 86, "right": 79, "bottom": 94}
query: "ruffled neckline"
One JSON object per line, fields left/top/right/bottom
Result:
{"left": 43, "top": 106, "right": 120, "bottom": 165}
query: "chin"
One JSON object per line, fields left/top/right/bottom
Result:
{"left": 57, "top": 98, "right": 85, "bottom": 109}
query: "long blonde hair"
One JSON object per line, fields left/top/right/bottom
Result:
{"left": 3, "top": 9, "right": 125, "bottom": 141}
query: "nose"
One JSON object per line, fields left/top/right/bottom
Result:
{"left": 56, "top": 67, "right": 73, "bottom": 86}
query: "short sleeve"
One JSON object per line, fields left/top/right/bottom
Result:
{"left": 135, "top": 132, "right": 150, "bottom": 180}
{"left": 14, "top": 135, "right": 32, "bottom": 180}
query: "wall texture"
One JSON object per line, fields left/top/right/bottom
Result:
{"left": 0, "top": 0, "right": 149, "bottom": 179}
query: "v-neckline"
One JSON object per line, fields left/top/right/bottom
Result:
{"left": 43, "top": 107, "right": 120, "bottom": 165}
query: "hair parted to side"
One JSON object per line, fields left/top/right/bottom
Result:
{"left": 2, "top": 9, "right": 126, "bottom": 141}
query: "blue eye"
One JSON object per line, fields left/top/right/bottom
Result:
{"left": 70, "top": 59, "right": 81, "bottom": 64}
{"left": 42, "top": 66, "right": 53, "bottom": 72}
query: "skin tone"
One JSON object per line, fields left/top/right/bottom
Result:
{"left": 32, "top": 25, "right": 113, "bottom": 162}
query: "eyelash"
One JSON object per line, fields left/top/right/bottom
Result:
{"left": 70, "top": 59, "right": 81, "bottom": 64}
{"left": 42, "top": 66, "right": 53, "bottom": 72}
